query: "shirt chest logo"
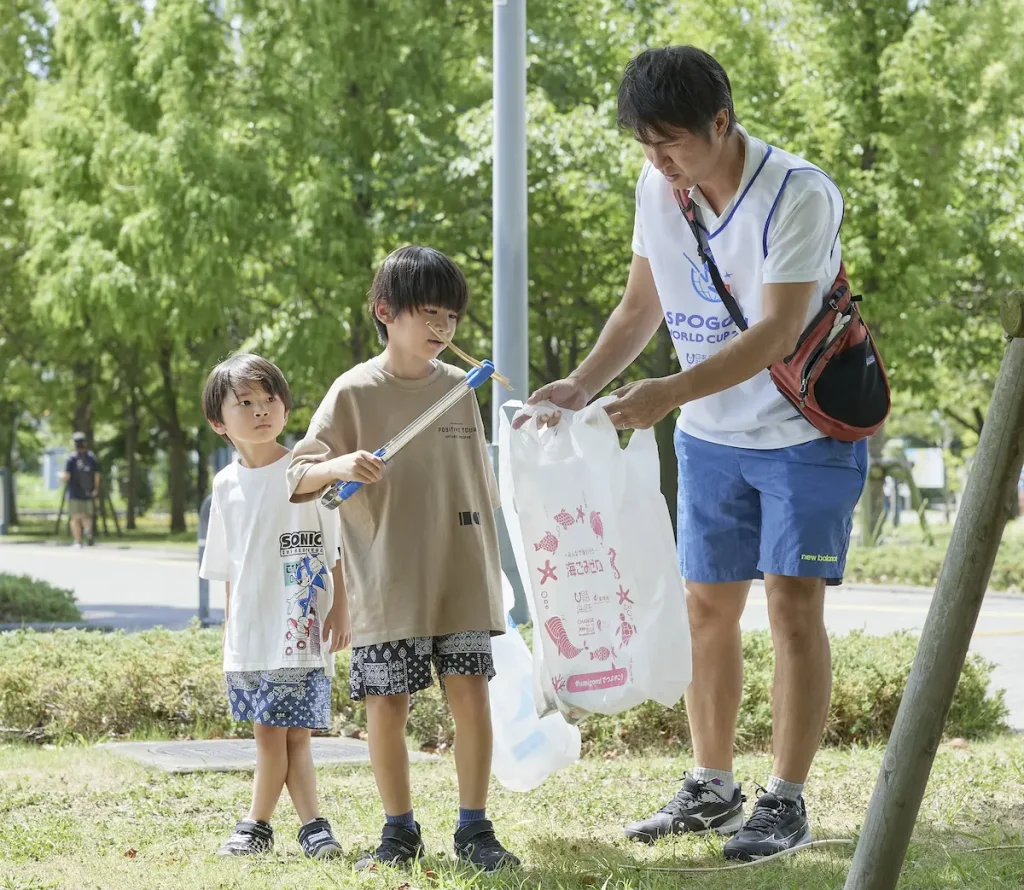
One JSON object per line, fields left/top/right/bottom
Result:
{"left": 685, "top": 254, "right": 732, "bottom": 304}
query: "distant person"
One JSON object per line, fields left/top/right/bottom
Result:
{"left": 61, "top": 432, "right": 100, "bottom": 549}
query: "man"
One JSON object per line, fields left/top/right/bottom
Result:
{"left": 524, "top": 46, "right": 867, "bottom": 861}
{"left": 62, "top": 432, "right": 100, "bottom": 549}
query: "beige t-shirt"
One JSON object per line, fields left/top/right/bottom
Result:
{"left": 287, "top": 359, "right": 505, "bottom": 648}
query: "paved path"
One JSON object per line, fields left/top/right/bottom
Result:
{"left": 0, "top": 540, "right": 224, "bottom": 629}
{"left": 3, "top": 541, "right": 1022, "bottom": 728}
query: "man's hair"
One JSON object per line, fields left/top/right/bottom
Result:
{"left": 202, "top": 353, "right": 292, "bottom": 443}
{"left": 617, "top": 46, "right": 736, "bottom": 143}
{"left": 368, "top": 245, "right": 470, "bottom": 345}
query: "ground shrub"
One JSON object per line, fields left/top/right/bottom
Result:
{"left": 0, "top": 626, "right": 1006, "bottom": 751}
{"left": 0, "top": 574, "right": 81, "bottom": 624}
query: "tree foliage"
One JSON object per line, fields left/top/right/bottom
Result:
{"left": 2, "top": 0, "right": 1022, "bottom": 531}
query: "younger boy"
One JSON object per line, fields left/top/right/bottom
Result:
{"left": 288, "top": 245, "right": 518, "bottom": 871}
{"left": 200, "top": 353, "right": 356, "bottom": 859}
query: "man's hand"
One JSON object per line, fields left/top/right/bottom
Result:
{"left": 513, "top": 377, "right": 592, "bottom": 429}
{"left": 605, "top": 377, "right": 682, "bottom": 430}
{"left": 322, "top": 601, "right": 351, "bottom": 653}
{"left": 329, "top": 451, "right": 385, "bottom": 485}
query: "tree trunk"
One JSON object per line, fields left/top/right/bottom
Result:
{"left": 72, "top": 359, "right": 94, "bottom": 442}
{"left": 196, "top": 434, "right": 209, "bottom": 511}
{"left": 124, "top": 389, "right": 139, "bottom": 530}
{"left": 3, "top": 408, "right": 18, "bottom": 525}
{"left": 861, "top": 426, "right": 887, "bottom": 545}
{"left": 158, "top": 346, "right": 188, "bottom": 534}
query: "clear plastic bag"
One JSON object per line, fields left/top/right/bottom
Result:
{"left": 489, "top": 573, "right": 582, "bottom": 791}
{"left": 499, "top": 400, "right": 691, "bottom": 718}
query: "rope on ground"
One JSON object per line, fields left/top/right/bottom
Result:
{"left": 623, "top": 839, "right": 856, "bottom": 873}
{"left": 612, "top": 839, "right": 1024, "bottom": 874}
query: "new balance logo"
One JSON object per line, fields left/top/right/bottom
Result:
{"left": 458, "top": 511, "right": 481, "bottom": 527}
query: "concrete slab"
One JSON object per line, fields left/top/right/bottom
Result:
{"left": 100, "top": 737, "right": 438, "bottom": 774}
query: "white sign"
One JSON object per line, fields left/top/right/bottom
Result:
{"left": 906, "top": 448, "right": 945, "bottom": 489}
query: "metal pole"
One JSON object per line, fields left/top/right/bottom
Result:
{"left": 492, "top": 0, "right": 528, "bottom": 435}
{"left": 844, "top": 290, "right": 1024, "bottom": 890}
{"left": 198, "top": 493, "right": 212, "bottom": 626}
{"left": 491, "top": 0, "right": 530, "bottom": 622}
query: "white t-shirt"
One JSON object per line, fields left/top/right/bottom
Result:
{"left": 200, "top": 451, "right": 341, "bottom": 674}
{"left": 632, "top": 125, "right": 845, "bottom": 449}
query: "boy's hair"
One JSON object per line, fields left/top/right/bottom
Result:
{"left": 617, "top": 46, "right": 736, "bottom": 143}
{"left": 368, "top": 245, "right": 470, "bottom": 345}
{"left": 202, "top": 353, "right": 292, "bottom": 443}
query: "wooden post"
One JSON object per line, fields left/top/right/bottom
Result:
{"left": 844, "top": 289, "right": 1024, "bottom": 890}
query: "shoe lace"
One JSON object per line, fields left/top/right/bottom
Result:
{"left": 659, "top": 775, "right": 707, "bottom": 815}
{"left": 743, "top": 787, "right": 788, "bottom": 833}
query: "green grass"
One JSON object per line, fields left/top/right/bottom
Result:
{"left": 8, "top": 472, "right": 198, "bottom": 550}
{"left": 2, "top": 738, "right": 1024, "bottom": 889}
{"left": 3, "top": 513, "right": 198, "bottom": 551}
{"left": 845, "top": 517, "right": 1024, "bottom": 591}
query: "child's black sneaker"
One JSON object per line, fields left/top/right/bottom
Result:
{"left": 217, "top": 819, "right": 274, "bottom": 856}
{"left": 354, "top": 822, "right": 425, "bottom": 871}
{"left": 454, "top": 819, "right": 520, "bottom": 871}
{"left": 723, "top": 792, "right": 811, "bottom": 861}
{"left": 298, "top": 817, "right": 343, "bottom": 860}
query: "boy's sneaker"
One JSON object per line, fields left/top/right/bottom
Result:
{"left": 454, "top": 820, "right": 520, "bottom": 871}
{"left": 723, "top": 792, "right": 811, "bottom": 861}
{"left": 298, "top": 817, "right": 343, "bottom": 860}
{"left": 217, "top": 819, "right": 274, "bottom": 856}
{"left": 624, "top": 775, "right": 745, "bottom": 843}
{"left": 354, "top": 822, "right": 425, "bottom": 871}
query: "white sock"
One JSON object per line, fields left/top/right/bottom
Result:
{"left": 691, "top": 767, "right": 735, "bottom": 802}
{"left": 766, "top": 775, "right": 804, "bottom": 802}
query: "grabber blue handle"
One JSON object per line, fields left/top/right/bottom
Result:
{"left": 320, "top": 447, "right": 386, "bottom": 509}
{"left": 466, "top": 360, "right": 495, "bottom": 389}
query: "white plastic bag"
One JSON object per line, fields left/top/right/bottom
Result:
{"left": 489, "top": 573, "right": 582, "bottom": 791}
{"left": 499, "top": 400, "right": 691, "bottom": 717}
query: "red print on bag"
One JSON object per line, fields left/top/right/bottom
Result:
{"left": 576, "top": 505, "right": 586, "bottom": 523}
{"left": 545, "top": 616, "right": 585, "bottom": 659}
{"left": 590, "top": 511, "right": 604, "bottom": 541}
{"left": 589, "top": 645, "right": 616, "bottom": 662}
{"left": 608, "top": 547, "right": 621, "bottom": 580}
{"left": 554, "top": 509, "right": 575, "bottom": 529}
{"left": 616, "top": 614, "right": 636, "bottom": 648}
{"left": 617, "top": 585, "right": 634, "bottom": 605}
{"left": 534, "top": 531, "right": 559, "bottom": 554}
{"left": 538, "top": 559, "right": 558, "bottom": 585}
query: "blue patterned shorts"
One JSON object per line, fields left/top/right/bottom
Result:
{"left": 226, "top": 668, "right": 331, "bottom": 729}
{"left": 349, "top": 632, "right": 495, "bottom": 701}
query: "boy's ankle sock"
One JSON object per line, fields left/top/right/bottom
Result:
{"left": 458, "top": 807, "right": 486, "bottom": 829}
{"left": 765, "top": 775, "right": 804, "bottom": 802}
{"left": 385, "top": 810, "right": 416, "bottom": 830}
{"left": 691, "top": 767, "right": 736, "bottom": 802}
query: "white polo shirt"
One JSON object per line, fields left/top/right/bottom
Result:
{"left": 632, "top": 125, "right": 845, "bottom": 449}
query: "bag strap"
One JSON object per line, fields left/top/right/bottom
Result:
{"left": 674, "top": 189, "right": 748, "bottom": 332}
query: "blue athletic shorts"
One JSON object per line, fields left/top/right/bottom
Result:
{"left": 675, "top": 428, "right": 868, "bottom": 586}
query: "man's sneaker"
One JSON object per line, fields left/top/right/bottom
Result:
{"left": 298, "top": 817, "right": 343, "bottom": 860}
{"left": 354, "top": 822, "right": 425, "bottom": 871}
{"left": 723, "top": 792, "right": 811, "bottom": 861}
{"left": 217, "top": 819, "right": 274, "bottom": 856}
{"left": 454, "top": 820, "right": 520, "bottom": 871}
{"left": 624, "top": 775, "right": 745, "bottom": 843}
